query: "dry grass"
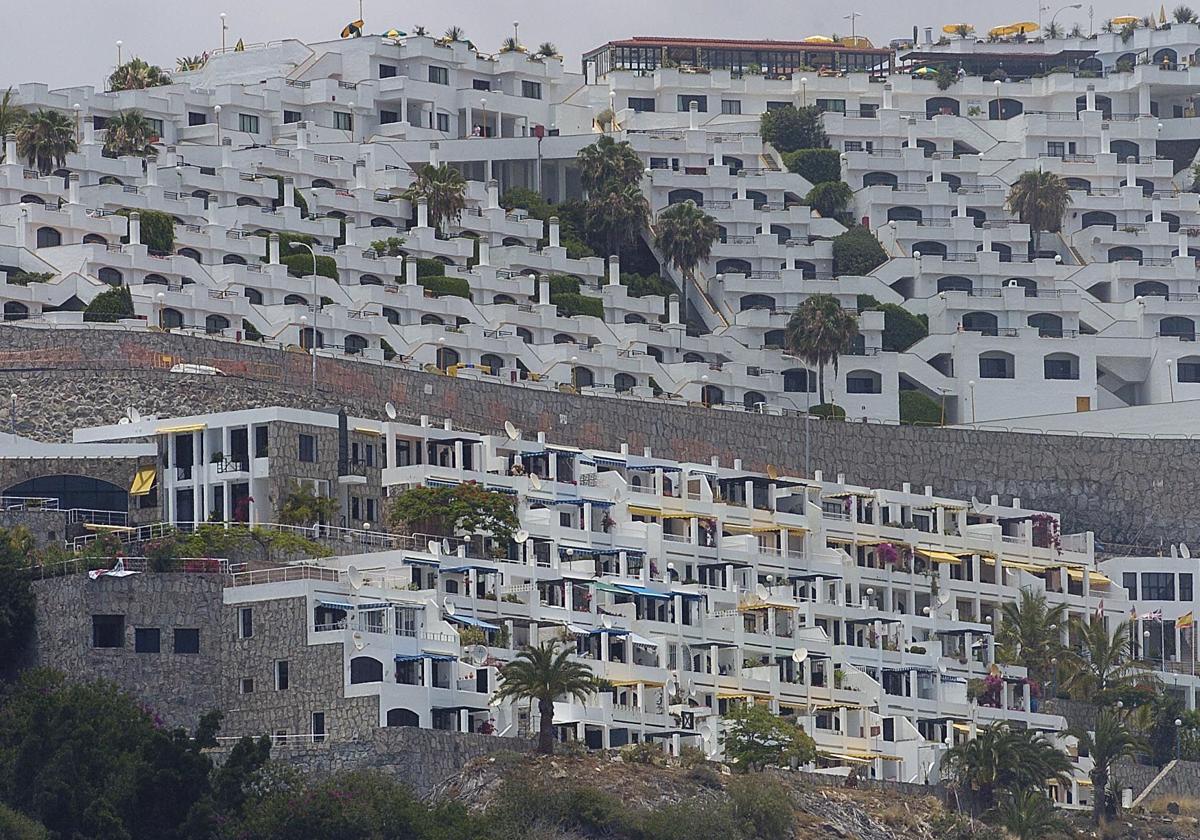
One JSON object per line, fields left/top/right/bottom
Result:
{"left": 1143, "top": 795, "right": 1200, "bottom": 818}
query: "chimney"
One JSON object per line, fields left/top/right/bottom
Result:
{"left": 221, "top": 137, "right": 232, "bottom": 168}
{"left": 83, "top": 117, "right": 95, "bottom": 146}
{"left": 67, "top": 173, "right": 80, "bottom": 205}
{"left": 146, "top": 157, "right": 158, "bottom": 187}
{"left": 477, "top": 239, "right": 490, "bottom": 266}
{"left": 711, "top": 140, "right": 723, "bottom": 168}
{"left": 668, "top": 294, "right": 680, "bottom": 323}
{"left": 906, "top": 117, "right": 917, "bottom": 149}
{"left": 343, "top": 221, "right": 355, "bottom": 247}
{"left": 882, "top": 83, "right": 894, "bottom": 111}
{"left": 930, "top": 154, "right": 942, "bottom": 183}
{"left": 1126, "top": 159, "right": 1137, "bottom": 188}
{"left": 785, "top": 239, "right": 796, "bottom": 267}
{"left": 956, "top": 192, "right": 967, "bottom": 217}
{"left": 539, "top": 274, "right": 551, "bottom": 304}
{"left": 284, "top": 176, "right": 296, "bottom": 206}
{"left": 428, "top": 141, "right": 439, "bottom": 167}
{"left": 205, "top": 195, "right": 218, "bottom": 226}
{"left": 1100, "top": 123, "right": 1110, "bottom": 154}
{"left": 736, "top": 170, "right": 747, "bottom": 200}
{"left": 163, "top": 145, "right": 178, "bottom": 168}
{"left": 760, "top": 212, "right": 770, "bottom": 236}
{"left": 548, "top": 215, "right": 560, "bottom": 247}
{"left": 296, "top": 123, "right": 308, "bottom": 150}
{"left": 268, "top": 233, "right": 280, "bottom": 264}
{"left": 486, "top": 179, "right": 499, "bottom": 209}
{"left": 4, "top": 134, "right": 16, "bottom": 163}
{"left": 1085, "top": 84, "right": 1096, "bottom": 112}
{"left": 405, "top": 258, "right": 417, "bottom": 284}
{"left": 128, "top": 211, "right": 141, "bottom": 246}
{"left": 982, "top": 223, "right": 992, "bottom": 251}
{"left": 1152, "top": 195, "right": 1162, "bottom": 223}
{"left": 710, "top": 455, "right": 719, "bottom": 468}
{"left": 355, "top": 161, "right": 367, "bottom": 191}
{"left": 416, "top": 197, "right": 429, "bottom": 228}
{"left": 688, "top": 101, "right": 699, "bottom": 130}
{"left": 1180, "top": 229, "right": 1190, "bottom": 257}
{"left": 608, "top": 255, "right": 620, "bottom": 286}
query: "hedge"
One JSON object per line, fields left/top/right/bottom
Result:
{"left": 553, "top": 292, "right": 603, "bottom": 318}
{"left": 621, "top": 272, "right": 676, "bottom": 298}
{"left": 783, "top": 148, "right": 841, "bottom": 185}
{"left": 833, "top": 227, "right": 888, "bottom": 277}
{"left": 809, "top": 403, "right": 846, "bottom": 420}
{"left": 857, "top": 294, "right": 929, "bottom": 352}
{"left": 280, "top": 252, "right": 338, "bottom": 281}
{"left": 83, "top": 286, "right": 134, "bottom": 322}
{"left": 416, "top": 258, "right": 449, "bottom": 278}
{"left": 117, "top": 208, "right": 174, "bottom": 253}
{"left": 418, "top": 275, "right": 471, "bottom": 299}
{"left": 899, "top": 390, "right": 942, "bottom": 425}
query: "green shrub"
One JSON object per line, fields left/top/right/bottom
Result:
{"left": 552, "top": 291, "right": 603, "bottom": 318}
{"left": 418, "top": 275, "right": 471, "bottom": 299}
{"left": 83, "top": 286, "right": 134, "bottom": 322}
{"left": 500, "top": 186, "right": 553, "bottom": 219}
{"left": 0, "top": 804, "right": 48, "bottom": 840}
{"left": 857, "top": 294, "right": 928, "bottom": 351}
{"left": 116, "top": 208, "right": 174, "bottom": 253}
{"left": 760, "top": 104, "right": 829, "bottom": 152}
{"left": 270, "top": 174, "right": 308, "bottom": 216}
{"left": 547, "top": 274, "right": 581, "bottom": 295}
{"left": 783, "top": 148, "right": 841, "bottom": 184}
{"left": 833, "top": 226, "right": 888, "bottom": 276}
{"left": 280, "top": 252, "right": 338, "bottom": 281}
{"left": 621, "top": 272, "right": 676, "bottom": 298}
{"left": 381, "top": 338, "right": 396, "bottom": 360}
{"left": 369, "top": 236, "right": 405, "bottom": 256}
{"left": 5, "top": 271, "right": 54, "bottom": 286}
{"left": 900, "top": 390, "right": 943, "bottom": 425}
{"left": 728, "top": 775, "right": 794, "bottom": 840}
{"left": 242, "top": 320, "right": 263, "bottom": 341}
{"left": 810, "top": 403, "right": 846, "bottom": 420}
{"left": 804, "top": 181, "right": 853, "bottom": 219}
{"left": 415, "top": 257, "right": 448, "bottom": 278}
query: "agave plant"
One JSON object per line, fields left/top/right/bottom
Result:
{"left": 500, "top": 36, "right": 524, "bottom": 53}
{"left": 536, "top": 41, "right": 559, "bottom": 58}
{"left": 175, "top": 54, "right": 207, "bottom": 72}
{"left": 443, "top": 25, "right": 465, "bottom": 41}
{"left": 411, "top": 25, "right": 428, "bottom": 36}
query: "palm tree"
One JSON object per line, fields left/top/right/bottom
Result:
{"left": 585, "top": 181, "right": 648, "bottom": 259}
{"left": 102, "top": 110, "right": 157, "bottom": 158}
{"left": 576, "top": 135, "right": 643, "bottom": 195}
{"left": 16, "top": 109, "right": 77, "bottom": 175}
{"left": 1044, "top": 21, "right": 1064, "bottom": 39}
{"left": 943, "top": 723, "right": 1072, "bottom": 813}
{"left": 536, "top": 42, "right": 559, "bottom": 58}
{"left": 784, "top": 294, "right": 858, "bottom": 406}
{"left": 953, "top": 24, "right": 973, "bottom": 38}
{"left": 1073, "top": 710, "right": 1145, "bottom": 826}
{"left": 500, "top": 36, "right": 523, "bottom": 53}
{"left": 1061, "top": 618, "right": 1153, "bottom": 704}
{"left": 653, "top": 200, "right": 719, "bottom": 320}
{"left": 0, "top": 88, "right": 26, "bottom": 162}
{"left": 108, "top": 57, "right": 171, "bottom": 92}
{"left": 1006, "top": 170, "right": 1072, "bottom": 240}
{"left": 1175, "top": 5, "right": 1197, "bottom": 23}
{"left": 493, "top": 641, "right": 598, "bottom": 754}
{"left": 995, "top": 789, "right": 1067, "bottom": 839}
{"left": 996, "top": 588, "right": 1066, "bottom": 685}
{"left": 403, "top": 163, "right": 466, "bottom": 234}
{"left": 443, "top": 25, "right": 465, "bottom": 41}
{"left": 175, "top": 55, "right": 207, "bottom": 72}
{"left": 412, "top": 25, "right": 428, "bottom": 36}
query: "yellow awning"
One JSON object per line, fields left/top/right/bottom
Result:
{"left": 1066, "top": 569, "right": 1112, "bottom": 586}
{"left": 353, "top": 426, "right": 383, "bottom": 435}
{"left": 816, "top": 702, "right": 869, "bottom": 710}
{"left": 840, "top": 749, "right": 903, "bottom": 761}
{"left": 718, "top": 690, "right": 771, "bottom": 700}
{"left": 628, "top": 505, "right": 662, "bottom": 517}
{"left": 83, "top": 523, "right": 135, "bottom": 532}
{"left": 826, "top": 536, "right": 855, "bottom": 544}
{"left": 1004, "top": 560, "right": 1049, "bottom": 574}
{"left": 155, "top": 423, "right": 206, "bottom": 434}
{"left": 952, "top": 722, "right": 973, "bottom": 732}
{"left": 660, "top": 511, "right": 699, "bottom": 520}
{"left": 1076, "top": 778, "right": 1094, "bottom": 787}
{"left": 723, "top": 523, "right": 782, "bottom": 534}
{"left": 738, "top": 600, "right": 798, "bottom": 612}
{"left": 918, "top": 549, "right": 965, "bottom": 564}
{"left": 129, "top": 466, "right": 157, "bottom": 496}
{"left": 610, "top": 679, "right": 666, "bottom": 688}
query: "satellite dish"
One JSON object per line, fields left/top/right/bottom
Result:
{"left": 444, "top": 599, "right": 457, "bottom": 616}
{"left": 441, "top": 537, "right": 451, "bottom": 555}
{"left": 514, "top": 529, "right": 530, "bottom": 544}
{"left": 529, "top": 473, "right": 543, "bottom": 491}
{"left": 687, "top": 678, "right": 697, "bottom": 697}
{"left": 347, "top": 565, "right": 364, "bottom": 589}
{"left": 504, "top": 420, "right": 520, "bottom": 440}
{"left": 937, "top": 592, "right": 951, "bottom": 606}
{"left": 602, "top": 615, "right": 613, "bottom": 629}
{"left": 766, "top": 464, "right": 779, "bottom": 480}
{"left": 1182, "top": 543, "right": 1192, "bottom": 559}
{"left": 664, "top": 676, "right": 678, "bottom": 697}
{"left": 385, "top": 401, "right": 397, "bottom": 420}
{"left": 467, "top": 644, "right": 489, "bottom": 665}
{"left": 427, "top": 539, "right": 441, "bottom": 556}
{"left": 117, "top": 417, "right": 130, "bottom": 425}
{"left": 352, "top": 631, "right": 365, "bottom": 650}
{"left": 792, "top": 647, "right": 809, "bottom": 664}
{"left": 127, "top": 407, "right": 141, "bottom": 423}
{"left": 755, "top": 583, "right": 769, "bottom": 599}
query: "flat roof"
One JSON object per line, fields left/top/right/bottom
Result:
{"left": 901, "top": 48, "right": 1097, "bottom": 63}
{"left": 590, "top": 36, "right": 892, "bottom": 56}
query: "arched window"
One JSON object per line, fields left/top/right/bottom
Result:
{"left": 3, "top": 475, "right": 126, "bottom": 511}
{"left": 700, "top": 384, "right": 724, "bottom": 405}
{"left": 480, "top": 353, "right": 504, "bottom": 374}
{"left": 244, "top": 287, "right": 264, "bottom": 305}
{"left": 682, "top": 352, "right": 706, "bottom": 363}
{"left": 862, "top": 171, "right": 898, "bottom": 188}
{"left": 311, "top": 178, "right": 335, "bottom": 189}
{"left": 36, "top": 227, "right": 62, "bottom": 248}
{"left": 990, "top": 243, "right": 1013, "bottom": 262}
{"left": 1153, "top": 47, "right": 1178, "bottom": 68}
{"left": 1160, "top": 213, "right": 1182, "bottom": 233}
{"left": 160, "top": 308, "right": 184, "bottom": 329}
{"left": 845, "top": 369, "right": 881, "bottom": 394}
{"left": 1081, "top": 211, "right": 1117, "bottom": 229}
{"left": 1134, "top": 281, "right": 1169, "bottom": 299}
{"left": 369, "top": 217, "right": 395, "bottom": 228}
{"left": 988, "top": 98, "right": 1024, "bottom": 120}
{"left": 1006, "top": 277, "right": 1037, "bottom": 296}
{"left": 350, "top": 656, "right": 383, "bottom": 684}
{"left": 645, "top": 346, "right": 663, "bottom": 362}
{"left": 1064, "top": 177, "right": 1092, "bottom": 194}
{"left": 1160, "top": 316, "right": 1196, "bottom": 340}
{"left": 205, "top": 314, "right": 230, "bottom": 334}
{"left": 553, "top": 333, "right": 576, "bottom": 344}
{"left": 764, "top": 329, "right": 785, "bottom": 349}
{"left": 436, "top": 346, "right": 460, "bottom": 369}
{"left": 83, "top": 234, "right": 108, "bottom": 245}
{"left": 743, "top": 391, "right": 766, "bottom": 410}
{"left": 783, "top": 368, "right": 815, "bottom": 392}
{"left": 360, "top": 274, "right": 382, "bottom": 286}
{"left": 964, "top": 208, "right": 987, "bottom": 228}
{"left": 222, "top": 254, "right": 247, "bottom": 265}
{"left": 1107, "top": 246, "right": 1143, "bottom": 264}
{"left": 962, "top": 312, "right": 998, "bottom": 335}
{"left": 716, "top": 258, "right": 752, "bottom": 275}
{"left": 501, "top": 236, "right": 524, "bottom": 247}
{"left": 746, "top": 190, "right": 768, "bottom": 209}
{"left": 572, "top": 366, "right": 595, "bottom": 388}
{"left": 386, "top": 708, "right": 420, "bottom": 727}
{"left": 887, "top": 206, "right": 922, "bottom": 223}
{"left": 516, "top": 327, "right": 533, "bottom": 344}
{"left": 345, "top": 334, "right": 368, "bottom": 355}
{"left": 1028, "top": 313, "right": 1063, "bottom": 337}
{"left": 143, "top": 274, "right": 168, "bottom": 286}
{"left": 937, "top": 276, "right": 972, "bottom": 293}
{"left": 912, "top": 241, "right": 947, "bottom": 258}
{"left": 236, "top": 196, "right": 261, "bottom": 207}
{"left": 770, "top": 224, "right": 791, "bottom": 245}
{"left": 739, "top": 294, "right": 775, "bottom": 311}
{"left": 978, "top": 351, "right": 1015, "bottom": 379}
{"left": 382, "top": 307, "right": 400, "bottom": 324}
{"left": 623, "top": 313, "right": 645, "bottom": 324}
{"left": 283, "top": 293, "right": 307, "bottom": 306}
{"left": 614, "top": 372, "right": 636, "bottom": 392}
{"left": 915, "top": 139, "right": 936, "bottom": 158}
{"left": 3, "top": 301, "right": 29, "bottom": 321}
{"left": 300, "top": 327, "right": 324, "bottom": 350}
{"left": 1176, "top": 356, "right": 1200, "bottom": 383}
{"left": 925, "top": 97, "right": 960, "bottom": 118}
{"left": 1110, "top": 139, "right": 1140, "bottom": 163}
{"left": 178, "top": 247, "right": 202, "bottom": 263}
{"left": 1043, "top": 353, "right": 1079, "bottom": 380}
{"left": 493, "top": 294, "right": 516, "bottom": 305}
{"left": 98, "top": 267, "right": 123, "bottom": 286}
{"left": 421, "top": 314, "right": 444, "bottom": 326}
{"left": 793, "top": 261, "right": 817, "bottom": 279}
{"left": 668, "top": 189, "right": 703, "bottom": 206}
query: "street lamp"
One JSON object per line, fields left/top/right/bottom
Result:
{"left": 8, "top": 393, "right": 15, "bottom": 435}
{"left": 993, "top": 79, "right": 1002, "bottom": 120}
{"left": 156, "top": 290, "right": 165, "bottom": 328}
{"left": 213, "top": 104, "right": 222, "bottom": 145}
{"left": 800, "top": 77, "right": 809, "bottom": 108}
{"left": 967, "top": 380, "right": 977, "bottom": 424}
{"left": 220, "top": 12, "right": 228, "bottom": 52}
{"left": 1167, "top": 358, "right": 1176, "bottom": 402}
{"left": 843, "top": 12, "right": 861, "bottom": 43}
{"left": 116, "top": 40, "right": 122, "bottom": 67}
{"left": 1177, "top": 718, "right": 1184, "bottom": 759}
{"left": 1047, "top": 3, "right": 1083, "bottom": 37}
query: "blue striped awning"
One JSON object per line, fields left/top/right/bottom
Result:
{"left": 446, "top": 614, "right": 500, "bottom": 631}
{"left": 395, "top": 653, "right": 458, "bottom": 663}
{"left": 356, "top": 602, "right": 391, "bottom": 610}
{"left": 316, "top": 600, "right": 353, "bottom": 611}
{"left": 442, "top": 563, "right": 498, "bottom": 574}
{"left": 615, "top": 584, "right": 672, "bottom": 600}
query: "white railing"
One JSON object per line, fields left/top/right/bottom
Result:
{"left": 0, "top": 496, "right": 59, "bottom": 510}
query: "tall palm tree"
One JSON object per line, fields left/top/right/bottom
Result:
{"left": 1044, "top": 21, "right": 1065, "bottom": 38}
{"left": 995, "top": 789, "right": 1067, "bottom": 839}
{"left": 585, "top": 181, "right": 648, "bottom": 259}
{"left": 784, "top": 294, "right": 858, "bottom": 406}
{"left": 996, "top": 588, "right": 1066, "bottom": 685}
{"left": 16, "top": 109, "right": 77, "bottom": 175}
{"left": 493, "top": 641, "right": 598, "bottom": 754}
{"left": 654, "top": 200, "right": 719, "bottom": 320}
{"left": 536, "top": 42, "right": 559, "bottom": 58}
{"left": 102, "top": 109, "right": 157, "bottom": 158}
{"left": 943, "top": 723, "right": 1072, "bottom": 813}
{"left": 576, "top": 135, "right": 643, "bottom": 195}
{"left": 1072, "top": 710, "right": 1145, "bottom": 826}
{"left": 403, "top": 163, "right": 466, "bottom": 234}
{"left": 0, "top": 88, "right": 26, "bottom": 162}
{"left": 1061, "top": 618, "right": 1153, "bottom": 704}
{"left": 443, "top": 25, "right": 465, "bottom": 41}
{"left": 108, "top": 57, "right": 172, "bottom": 92}
{"left": 1006, "top": 169, "right": 1072, "bottom": 251}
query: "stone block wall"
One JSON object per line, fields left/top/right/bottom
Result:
{"left": 2, "top": 325, "right": 1198, "bottom": 547}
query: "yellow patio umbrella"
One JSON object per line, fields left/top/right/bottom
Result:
{"left": 838, "top": 35, "right": 874, "bottom": 47}
{"left": 1007, "top": 21, "right": 1040, "bottom": 33}
{"left": 384, "top": 28, "right": 406, "bottom": 38}
{"left": 942, "top": 23, "right": 975, "bottom": 35}
{"left": 341, "top": 19, "right": 365, "bottom": 38}
{"left": 988, "top": 24, "right": 1015, "bottom": 37}
{"left": 913, "top": 66, "right": 938, "bottom": 75}
{"left": 1160, "top": 5, "right": 1168, "bottom": 24}
{"left": 803, "top": 35, "right": 835, "bottom": 43}
{"left": 1110, "top": 15, "right": 1140, "bottom": 25}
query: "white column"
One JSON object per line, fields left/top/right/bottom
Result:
{"left": 736, "top": 171, "right": 746, "bottom": 200}
{"left": 416, "top": 197, "right": 429, "bottom": 228}
{"left": 930, "top": 155, "right": 942, "bottom": 183}
{"left": 1085, "top": 84, "right": 1096, "bottom": 112}
{"left": 355, "top": 161, "right": 367, "bottom": 191}
{"left": 221, "top": 138, "right": 232, "bottom": 169}
{"left": 284, "top": 176, "right": 296, "bottom": 206}
{"left": 1152, "top": 195, "right": 1162, "bottom": 223}
{"left": 477, "top": 240, "right": 490, "bottom": 266}
{"left": 956, "top": 192, "right": 967, "bottom": 217}
{"left": 1100, "top": 123, "right": 1111, "bottom": 154}
{"left": 608, "top": 255, "right": 621, "bottom": 286}
{"left": 1126, "top": 159, "right": 1137, "bottom": 188}
{"left": 128, "top": 212, "right": 141, "bottom": 246}
{"left": 428, "top": 141, "right": 439, "bottom": 167}
{"left": 486, "top": 179, "right": 499, "bottom": 209}
{"left": 688, "top": 101, "right": 699, "bottom": 130}
{"left": 146, "top": 158, "right": 158, "bottom": 187}
{"left": 67, "top": 173, "right": 80, "bottom": 205}
{"left": 882, "top": 83, "right": 894, "bottom": 110}
{"left": 4, "top": 134, "right": 16, "bottom": 163}
{"left": 548, "top": 216, "right": 560, "bottom": 247}
{"left": 539, "top": 274, "right": 550, "bottom": 303}
{"left": 906, "top": 118, "right": 917, "bottom": 149}
{"left": 405, "top": 258, "right": 417, "bottom": 284}
{"left": 296, "top": 124, "right": 308, "bottom": 150}
{"left": 268, "top": 233, "right": 280, "bottom": 265}
{"left": 1180, "top": 229, "right": 1190, "bottom": 257}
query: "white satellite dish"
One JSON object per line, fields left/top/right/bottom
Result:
{"left": 755, "top": 583, "right": 769, "bottom": 599}
{"left": 385, "top": 401, "right": 397, "bottom": 420}
{"left": 444, "top": 599, "right": 457, "bottom": 616}
{"left": 664, "top": 677, "right": 678, "bottom": 697}
{"left": 441, "top": 537, "right": 451, "bottom": 555}
{"left": 792, "top": 647, "right": 809, "bottom": 664}
{"left": 602, "top": 615, "right": 613, "bottom": 629}
{"left": 504, "top": 420, "right": 520, "bottom": 440}
{"left": 467, "top": 644, "right": 489, "bottom": 665}
{"left": 529, "top": 473, "right": 542, "bottom": 491}
{"left": 1182, "top": 542, "right": 1192, "bottom": 560}
{"left": 117, "top": 417, "right": 130, "bottom": 425}
{"left": 687, "top": 678, "right": 697, "bottom": 698}
{"left": 514, "top": 529, "right": 530, "bottom": 544}
{"left": 347, "top": 565, "right": 364, "bottom": 589}
{"left": 937, "top": 592, "right": 951, "bottom": 606}
{"left": 427, "top": 539, "right": 441, "bottom": 556}
{"left": 352, "top": 631, "right": 365, "bottom": 650}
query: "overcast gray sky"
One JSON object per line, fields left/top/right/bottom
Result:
{"left": 5, "top": 1, "right": 1137, "bottom": 89}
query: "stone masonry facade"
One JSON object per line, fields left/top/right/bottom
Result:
{"left": 2, "top": 324, "right": 1197, "bottom": 547}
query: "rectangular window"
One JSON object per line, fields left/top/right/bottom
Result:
{"left": 365, "top": 444, "right": 375, "bottom": 467}
{"left": 312, "top": 712, "right": 326, "bottom": 743}
{"left": 1178, "top": 362, "right": 1200, "bottom": 383}
{"left": 859, "top": 103, "right": 879, "bottom": 117}
{"left": 844, "top": 140, "right": 863, "bottom": 152}
{"left": 282, "top": 110, "right": 302, "bottom": 124}
{"left": 147, "top": 118, "right": 164, "bottom": 137}
{"left": 92, "top": 615, "right": 124, "bottom": 648}
{"left": 173, "top": 628, "right": 200, "bottom": 654}
{"left": 1047, "top": 141, "right": 1066, "bottom": 157}
{"left": 721, "top": 99, "right": 742, "bottom": 115}
{"left": 334, "top": 111, "right": 353, "bottom": 131}
{"left": 351, "top": 495, "right": 361, "bottom": 521}
{"left": 238, "top": 113, "right": 260, "bottom": 134}
{"left": 1182, "top": 573, "right": 1194, "bottom": 601}
{"left": 238, "top": 607, "right": 253, "bottom": 639}
{"left": 1043, "top": 359, "right": 1075, "bottom": 380}
{"left": 765, "top": 101, "right": 790, "bottom": 111}
{"left": 275, "top": 660, "right": 290, "bottom": 691}
{"left": 1123, "top": 572, "right": 1138, "bottom": 600}
{"left": 436, "top": 112, "right": 450, "bottom": 132}
{"left": 472, "top": 79, "right": 491, "bottom": 91}
{"left": 240, "top": 677, "right": 254, "bottom": 694}
{"left": 379, "top": 109, "right": 399, "bottom": 124}
{"left": 979, "top": 357, "right": 1011, "bottom": 379}
{"left": 254, "top": 425, "right": 269, "bottom": 458}
{"left": 379, "top": 63, "right": 398, "bottom": 78}
{"left": 366, "top": 497, "right": 377, "bottom": 522}
{"left": 134, "top": 627, "right": 160, "bottom": 653}
{"left": 1142, "top": 572, "right": 1176, "bottom": 600}
{"left": 428, "top": 66, "right": 449, "bottom": 85}
{"left": 815, "top": 99, "right": 846, "bottom": 114}
{"left": 677, "top": 94, "right": 707, "bottom": 113}
{"left": 521, "top": 80, "right": 542, "bottom": 99}
{"left": 846, "top": 376, "right": 878, "bottom": 394}
{"left": 649, "top": 156, "right": 669, "bottom": 169}
{"left": 628, "top": 97, "right": 656, "bottom": 112}
{"left": 188, "top": 111, "right": 207, "bottom": 126}
{"left": 298, "top": 433, "right": 317, "bottom": 462}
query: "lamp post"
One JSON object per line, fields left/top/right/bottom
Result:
{"left": 1176, "top": 718, "right": 1184, "bottom": 759}
{"left": 967, "top": 380, "right": 976, "bottom": 424}
{"left": 116, "top": 40, "right": 122, "bottom": 67}
{"left": 843, "top": 12, "right": 861, "bottom": 43}
{"left": 800, "top": 76, "right": 809, "bottom": 108}
{"left": 214, "top": 104, "right": 222, "bottom": 145}
{"left": 220, "top": 12, "right": 227, "bottom": 51}
{"left": 291, "top": 240, "right": 319, "bottom": 391}
{"left": 1048, "top": 3, "right": 1083, "bottom": 37}
{"left": 9, "top": 393, "right": 15, "bottom": 435}
{"left": 73, "top": 103, "right": 81, "bottom": 144}
{"left": 993, "top": 79, "right": 1002, "bottom": 120}
{"left": 1167, "top": 358, "right": 1176, "bottom": 402}
{"left": 156, "top": 290, "right": 165, "bottom": 329}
